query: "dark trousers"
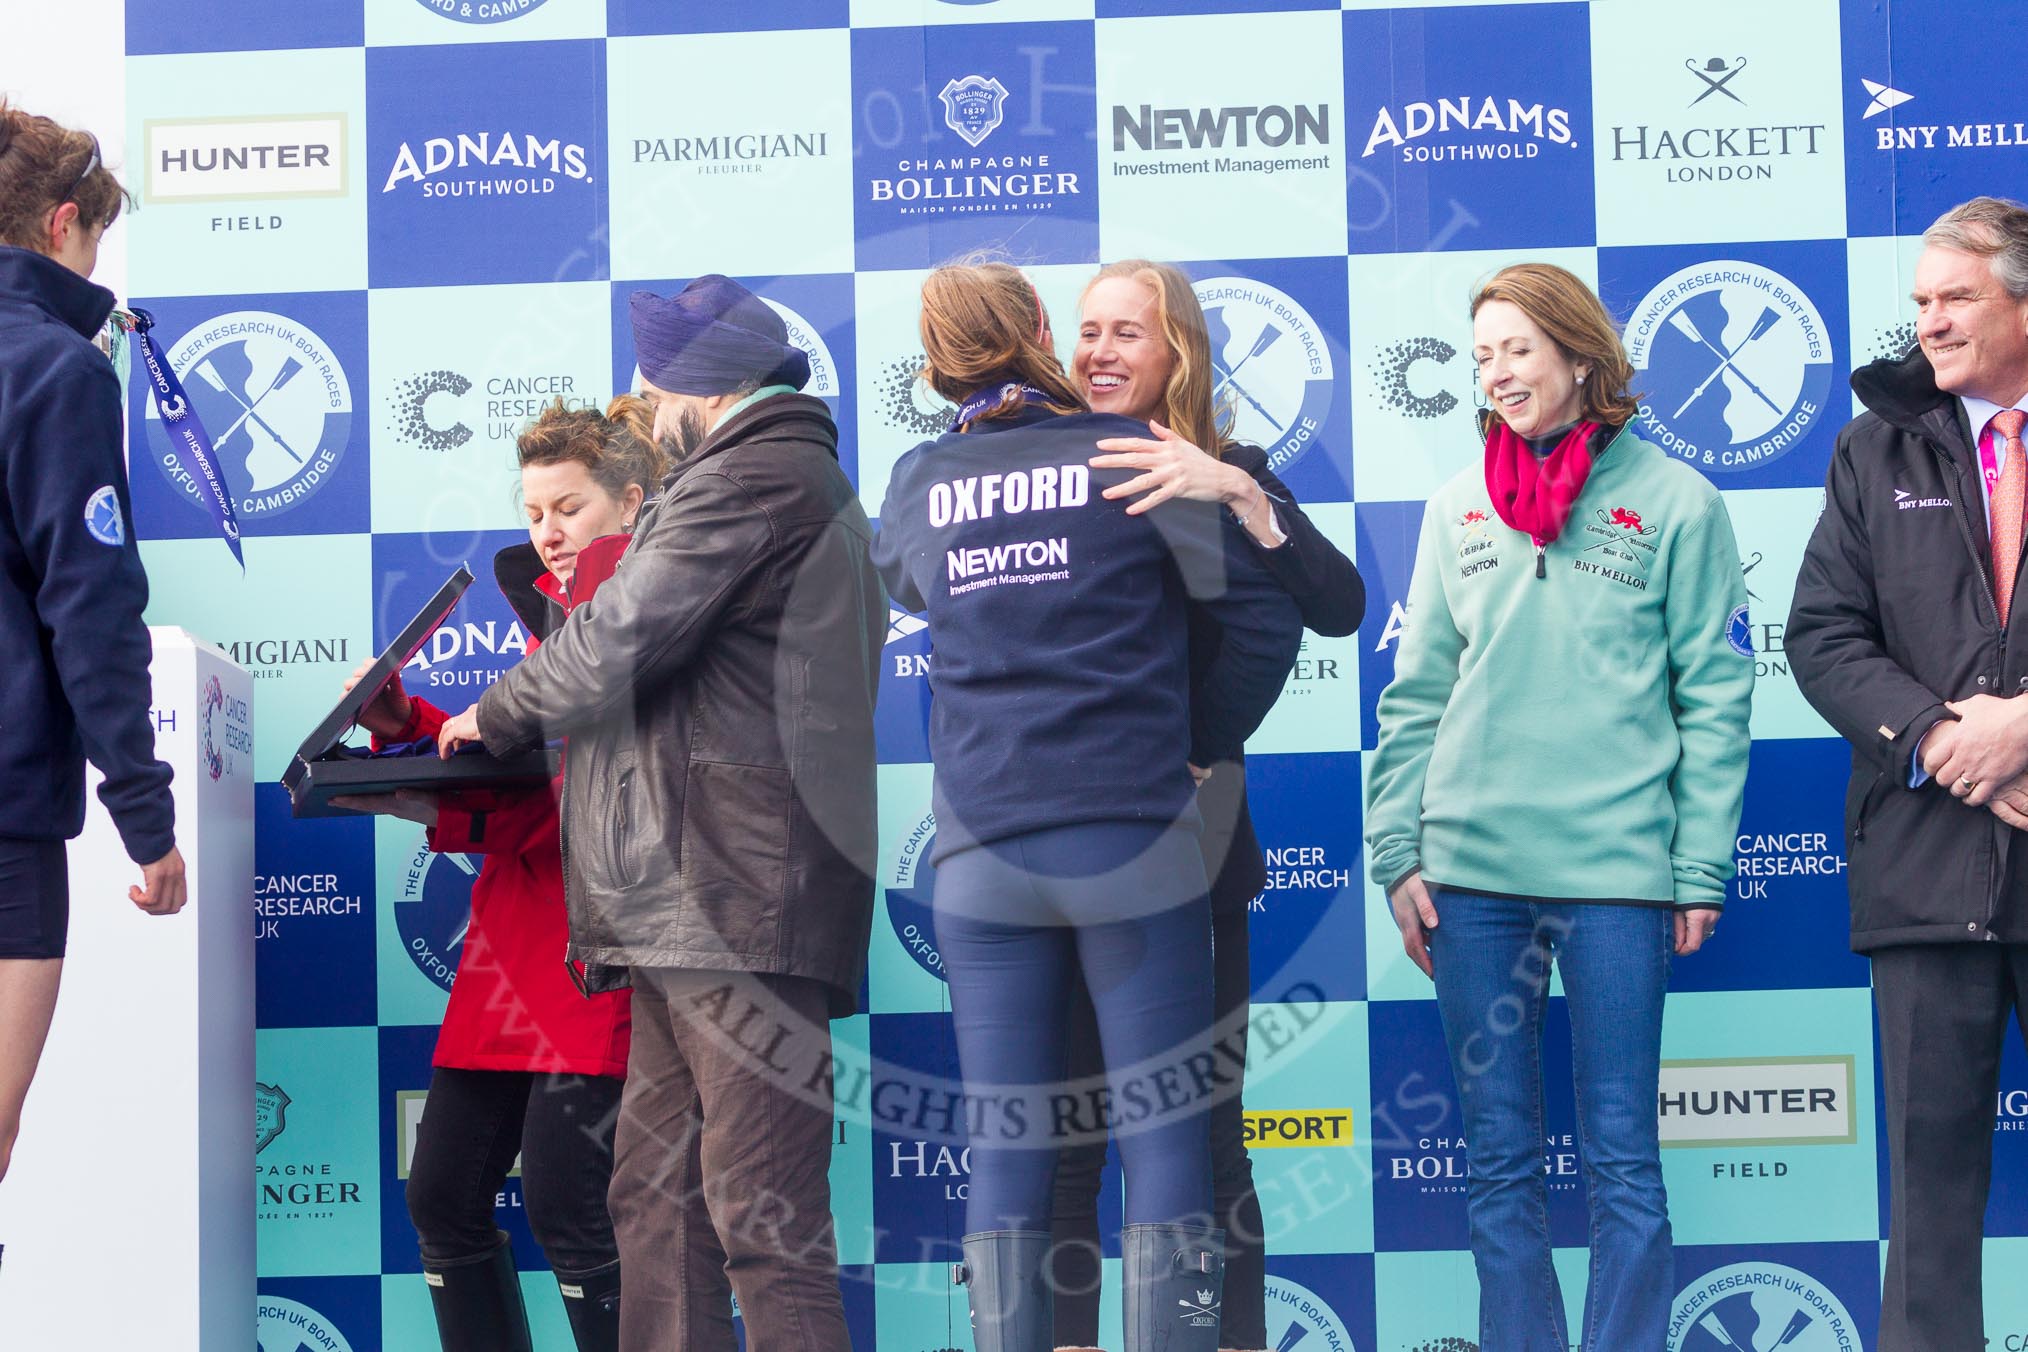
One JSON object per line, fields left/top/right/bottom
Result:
{"left": 406, "top": 1066, "right": 622, "bottom": 1273}
{"left": 608, "top": 967, "right": 848, "bottom": 1352}
{"left": 934, "top": 822, "right": 1216, "bottom": 1236}
{"left": 1051, "top": 888, "right": 1265, "bottom": 1347}
{"left": 1873, "top": 942, "right": 2028, "bottom": 1352}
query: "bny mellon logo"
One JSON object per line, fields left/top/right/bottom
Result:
{"left": 1861, "top": 79, "right": 1914, "bottom": 118}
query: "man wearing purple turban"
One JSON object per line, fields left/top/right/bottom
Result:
{"left": 443, "top": 274, "right": 883, "bottom": 1351}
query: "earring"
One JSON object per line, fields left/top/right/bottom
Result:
{"left": 1575, "top": 374, "right": 1587, "bottom": 385}
{"left": 623, "top": 517, "right": 636, "bottom": 535}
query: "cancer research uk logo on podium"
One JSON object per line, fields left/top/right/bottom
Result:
{"left": 1622, "top": 258, "right": 1836, "bottom": 486}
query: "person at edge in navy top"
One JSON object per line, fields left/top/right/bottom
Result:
{"left": 870, "top": 261, "right": 1304, "bottom": 1352}
{"left": 1048, "top": 259, "right": 1365, "bottom": 1352}
{"left": 0, "top": 101, "right": 184, "bottom": 1188}
{"left": 331, "top": 398, "right": 655, "bottom": 1352}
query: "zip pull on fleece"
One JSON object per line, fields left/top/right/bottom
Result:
{"left": 1534, "top": 539, "right": 1547, "bottom": 578}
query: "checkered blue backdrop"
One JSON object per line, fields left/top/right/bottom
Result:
{"left": 117, "top": 1, "right": 2028, "bottom": 1347}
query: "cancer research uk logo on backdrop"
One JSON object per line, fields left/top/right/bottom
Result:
{"left": 1341, "top": 2, "right": 1594, "bottom": 253}
{"left": 366, "top": 40, "right": 607, "bottom": 287}
{"left": 1609, "top": 242, "right": 1846, "bottom": 489}
{"left": 1186, "top": 257, "right": 1353, "bottom": 502}
{"left": 850, "top": 22, "right": 1099, "bottom": 269}
{"left": 1667, "top": 1249, "right": 1877, "bottom": 1352}
{"left": 134, "top": 293, "right": 368, "bottom": 538}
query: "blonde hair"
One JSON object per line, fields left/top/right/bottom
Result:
{"left": 1082, "top": 259, "right": 1232, "bottom": 457}
{"left": 918, "top": 261, "right": 1085, "bottom": 427}
{"left": 1470, "top": 263, "right": 1640, "bottom": 427}
{"left": 515, "top": 395, "right": 669, "bottom": 500}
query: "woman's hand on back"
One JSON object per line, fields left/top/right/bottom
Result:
{"left": 1090, "top": 419, "right": 1258, "bottom": 516}
{"left": 1388, "top": 870, "right": 1439, "bottom": 979}
{"left": 343, "top": 658, "right": 413, "bottom": 740}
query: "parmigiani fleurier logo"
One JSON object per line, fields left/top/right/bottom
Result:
{"left": 1657, "top": 1057, "right": 1856, "bottom": 1147}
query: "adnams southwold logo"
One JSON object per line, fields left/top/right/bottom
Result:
{"left": 144, "top": 114, "right": 346, "bottom": 220}
{"left": 1111, "top": 100, "right": 1332, "bottom": 181}
{"left": 1668, "top": 1262, "right": 1861, "bottom": 1352}
{"left": 381, "top": 130, "right": 592, "bottom": 199}
{"left": 401, "top": 615, "right": 531, "bottom": 691}
{"left": 1193, "top": 276, "right": 1333, "bottom": 475}
{"left": 1623, "top": 262, "right": 1833, "bottom": 474}
{"left": 258, "top": 1295, "right": 358, "bottom": 1352}
{"left": 1362, "top": 93, "right": 1577, "bottom": 163}
{"left": 1858, "top": 77, "right": 2028, "bottom": 150}
{"left": 143, "top": 311, "right": 353, "bottom": 521}
{"left": 1609, "top": 58, "right": 1827, "bottom": 186}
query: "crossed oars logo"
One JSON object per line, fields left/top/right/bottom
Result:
{"left": 1698, "top": 1304, "right": 1813, "bottom": 1350}
{"left": 194, "top": 352, "right": 310, "bottom": 465}
{"left": 1207, "top": 307, "right": 1287, "bottom": 433}
{"left": 1669, "top": 305, "right": 1786, "bottom": 420}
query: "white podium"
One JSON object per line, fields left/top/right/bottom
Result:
{"left": 0, "top": 629, "right": 255, "bottom": 1349}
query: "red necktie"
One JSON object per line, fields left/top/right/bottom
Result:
{"left": 1991, "top": 408, "right": 2028, "bottom": 625}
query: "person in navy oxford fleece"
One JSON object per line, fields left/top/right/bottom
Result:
{"left": 871, "top": 260, "right": 1300, "bottom": 1352}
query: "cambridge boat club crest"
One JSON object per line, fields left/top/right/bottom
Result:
{"left": 940, "top": 75, "right": 1010, "bottom": 148}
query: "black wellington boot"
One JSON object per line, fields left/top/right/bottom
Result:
{"left": 554, "top": 1259, "right": 621, "bottom": 1352}
{"left": 422, "top": 1231, "right": 534, "bottom": 1352}
{"left": 1122, "top": 1223, "right": 1224, "bottom": 1352}
{"left": 957, "top": 1229, "right": 1055, "bottom": 1352}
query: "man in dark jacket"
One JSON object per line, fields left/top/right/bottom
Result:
{"left": 1789, "top": 195, "right": 2028, "bottom": 1352}
{"left": 442, "top": 276, "right": 881, "bottom": 1352}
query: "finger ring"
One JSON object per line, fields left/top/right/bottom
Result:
{"left": 1963, "top": 777, "right": 1979, "bottom": 789}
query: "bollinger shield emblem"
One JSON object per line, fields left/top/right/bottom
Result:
{"left": 255, "top": 1082, "right": 292, "bottom": 1155}
{"left": 939, "top": 75, "right": 1010, "bottom": 148}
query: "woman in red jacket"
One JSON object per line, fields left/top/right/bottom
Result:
{"left": 335, "top": 396, "right": 664, "bottom": 1352}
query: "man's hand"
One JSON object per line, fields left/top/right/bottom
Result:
{"left": 1930, "top": 695, "right": 2028, "bottom": 806}
{"left": 436, "top": 704, "right": 482, "bottom": 758}
{"left": 1674, "top": 908, "right": 1719, "bottom": 955}
{"left": 1387, "top": 870, "right": 1439, "bottom": 979}
{"left": 131, "top": 845, "right": 186, "bottom": 916}
{"left": 1991, "top": 773, "right": 2028, "bottom": 830}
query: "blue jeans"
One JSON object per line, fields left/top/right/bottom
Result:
{"left": 1427, "top": 891, "right": 1674, "bottom": 1352}
{"left": 934, "top": 821, "right": 1215, "bottom": 1234}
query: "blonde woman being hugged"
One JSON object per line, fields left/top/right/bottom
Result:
{"left": 1364, "top": 264, "right": 1753, "bottom": 1351}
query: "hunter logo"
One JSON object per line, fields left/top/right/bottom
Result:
{"left": 1685, "top": 57, "right": 1748, "bottom": 107}
{"left": 940, "top": 76, "right": 1009, "bottom": 148}
{"left": 255, "top": 1082, "right": 292, "bottom": 1154}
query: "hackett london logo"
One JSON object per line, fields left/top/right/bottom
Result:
{"left": 1609, "top": 58, "right": 1827, "bottom": 185}
{"left": 144, "top": 114, "right": 346, "bottom": 206}
{"left": 1361, "top": 94, "right": 1577, "bottom": 161}
{"left": 381, "top": 130, "right": 592, "bottom": 198}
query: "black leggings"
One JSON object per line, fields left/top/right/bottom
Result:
{"left": 406, "top": 1066, "right": 622, "bottom": 1274}
{"left": 1051, "top": 890, "right": 1267, "bottom": 1347}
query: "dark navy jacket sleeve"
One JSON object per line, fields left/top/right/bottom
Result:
{"left": 1229, "top": 445, "right": 1366, "bottom": 638}
{"left": 1152, "top": 498, "right": 1303, "bottom": 764}
{"left": 870, "top": 449, "right": 927, "bottom": 612}
{"left": 8, "top": 357, "right": 174, "bottom": 862}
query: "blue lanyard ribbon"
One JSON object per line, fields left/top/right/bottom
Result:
{"left": 129, "top": 308, "right": 243, "bottom": 567}
{"left": 951, "top": 382, "right": 1054, "bottom": 430}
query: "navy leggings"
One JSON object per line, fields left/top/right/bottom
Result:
{"left": 933, "top": 821, "right": 1215, "bottom": 1235}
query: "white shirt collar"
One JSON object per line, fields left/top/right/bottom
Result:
{"left": 1962, "top": 388, "right": 2028, "bottom": 446}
